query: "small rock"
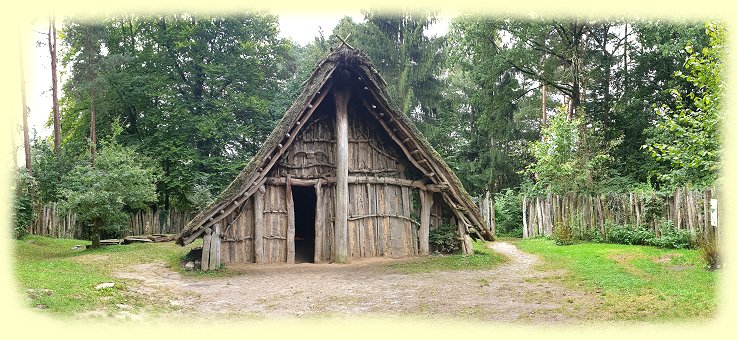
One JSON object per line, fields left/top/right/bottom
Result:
{"left": 71, "top": 245, "right": 83, "bottom": 250}
{"left": 194, "top": 260, "right": 201, "bottom": 270}
{"left": 116, "top": 304, "right": 132, "bottom": 310}
{"left": 184, "top": 261, "right": 195, "bottom": 271}
{"left": 35, "top": 304, "right": 48, "bottom": 309}
{"left": 95, "top": 282, "right": 115, "bottom": 290}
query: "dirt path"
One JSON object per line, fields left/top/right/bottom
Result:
{"left": 115, "top": 242, "right": 601, "bottom": 322}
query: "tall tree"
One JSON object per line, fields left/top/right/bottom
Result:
{"left": 59, "top": 14, "right": 295, "bottom": 211}
{"left": 49, "top": 17, "right": 61, "bottom": 154}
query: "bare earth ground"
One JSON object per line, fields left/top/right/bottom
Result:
{"left": 114, "top": 242, "right": 603, "bottom": 322}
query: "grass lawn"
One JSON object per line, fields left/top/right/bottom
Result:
{"left": 513, "top": 238, "right": 718, "bottom": 321}
{"left": 384, "top": 240, "right": 507, "bottom": 273}
{"left": 13, "top": 235, "right": 207, "bottom": 317}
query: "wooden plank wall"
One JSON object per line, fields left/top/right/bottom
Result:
{"left": 220, "top": 199, "right": 255, "bottom": 264}
{"left": 274, "top": 113, "right": 336, "bottom": 179}
{"left": 262, "top": 184, "right": 288, "bottom": 263}
{"left": 522, "top": 188, "right": 719, "bottom": 238}
{"left": 347, "top": 183, "right": 418, "bottom": 258}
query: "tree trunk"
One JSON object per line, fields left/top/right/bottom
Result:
{"left": 49, "top": 17, "right": 61, "bottom": 154}
{"left": 91, "top": 218, "right": 101, "bottom": 249}
{"left": 87, "top": 29, "right": 97, "bottom": 164}
{"left": 19, "top": 39, "right": 31, "bottom": 174}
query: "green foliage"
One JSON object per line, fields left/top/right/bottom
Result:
{"left": 651, "top": 219, "right": 696, "bottom": 249}
{"left": 604, "top": 221, "right": 695, "bottom": 249}
{"left": 428, "top": 224, "right": 460, "bottom": 254}
{"left": 526, "top": 110, "right": 619, "bottom": 194}
{"left": 552, "top": 221, "right": 575, "bottom": 245}
{"left": 12, "top": 168, "right": 36, "bottom": 239}
{"left": 493, "top": 189, "right": 522, "bottom": 237}
{"left": 605, "top": 223, "right": 655, "bottom": 246}
{"left": 59, "top": 140, "right": 159, "bottom": 239}
{"left": 646, "top": 23, "right": 724, "bottom": 187}
{"left": 59, "top": 14, "right": 295, "bottom": 211}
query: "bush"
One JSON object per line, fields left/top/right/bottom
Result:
{"left": 12, "top": 168, "right": 35, "bottom": 239}
{"left": 552, "top": 221, "right": 575, "bottom": 245}
{"left": 606, "top": 223, "right": 655, "bottom": 246}
{"left": 429, "top": 224, "right": 460, "bottom": 254}
{"left": 649, "top": 219, "right": 696, "bottom": 249}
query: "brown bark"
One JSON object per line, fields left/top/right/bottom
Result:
{"left": 86, "top": 30, "right": 97, "bottom": 164}
{"left": 90, "top": 218, "right": 101, "bottom": 249}
{"left": 49, "top": 17, "right": 61, "bottom": 154}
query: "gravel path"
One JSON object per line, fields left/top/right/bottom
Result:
{"left": 115, "top": 242, "right": 600, "bottom": 322}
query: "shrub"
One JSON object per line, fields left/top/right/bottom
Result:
{"left": 606, "top": 223, "right": 655, "bottom": 246}
{"left": 648, "top": 219, "right": 696, "bottom": 249}
{"left": 429, "top": 224, "right": 460, "bottom": 254}
{"left": 552, "top": 221, "right": 575, "bottom": 245}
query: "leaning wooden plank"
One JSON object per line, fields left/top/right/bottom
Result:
{"left": 201, "top": 228, "right": 212, "bottom": 271}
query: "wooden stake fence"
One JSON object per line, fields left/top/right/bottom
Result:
{"left": 29, "top": 203, "right": 192, "bottom": 239}
{"left": 521, "top": 188, "right": 719, "bottom": 238}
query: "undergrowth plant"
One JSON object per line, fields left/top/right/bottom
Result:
{"left": 429, "top": 224, "right": 460, "bottom": 253}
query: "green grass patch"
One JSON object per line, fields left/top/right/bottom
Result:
{"left": 13, "top": 235, "right": 206, "bottom": 316}
{"left": 384, "top": 241, "right": 507, "bottom": 274}
{"left": 516, "top": 238, "right": 718, "bottom": 320}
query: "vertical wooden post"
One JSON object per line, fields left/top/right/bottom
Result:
{"left": 201, "top": 227, "right": 212, "bottom": 271}
{"left": 254, "top": 187, "right": 265, "bottom": 263}
{"left": 419, "top": 189, "right": 433, "bottom": 256}
{"left": 286, "top": 175, "right": 295, "bottom": 264}
{"left": 489, "top": 193, "right": 496, "bottom": 237}
{"left": 522, "top": 196, "right": 528, "bottom": 238}
{"left": 209, "top": 223, "right": 221, "bottom": 270}
{"left": 314, "top": 181, "right": 323, "bottom": 263}
{"left": 334, "top": 89, "right": 350, "bottom": 263}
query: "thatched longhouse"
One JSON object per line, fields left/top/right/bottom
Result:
{"left": 176, "top": 46, "right": 491, "bottom": 269}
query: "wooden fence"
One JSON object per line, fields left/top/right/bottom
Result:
{"left": 475, "top": 191, "right": 497, "bottom": 237}
{"left": 30, "top": 203, "right": 192, "bottom": 239}
{"left": 521, "top": 188, "right": 719, "bottom": 239}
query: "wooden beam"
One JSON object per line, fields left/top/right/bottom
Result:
{"left": 209, "top": 223, "right": 221, "bottom": 270}
{"left": 314, "top": 181, "right": 323, "bottom": 263}
{"left": 286, "top": 175, "right": 295, "bottom": 264}
{"left": 334, "top": 88, "right": 350, "bottom": 263}
{"left": 419, "top": 189, "right": 433, "bottom": 256}
{"left": 253, "top": 188, "right": 264, "bottom": 263}
{"left": 265, "top": 176, "right": 441, "bottom": 192}
{"left": 201, "top": 228, "right": 212, "bottom": 271}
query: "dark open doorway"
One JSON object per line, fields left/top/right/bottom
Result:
{"left": 292, "top": 185, "right": 316, "bottom": 263}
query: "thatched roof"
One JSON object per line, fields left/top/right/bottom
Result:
{"left": 176, "top": 46, "right": 491, "bottom": 246}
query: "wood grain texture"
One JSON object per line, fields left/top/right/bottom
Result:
{"left": 334, "top": 89, "right": 350, "bottom": 263}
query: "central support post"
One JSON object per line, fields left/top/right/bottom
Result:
{"left": 334, "top": 88, "right": 351, "bottom": 263}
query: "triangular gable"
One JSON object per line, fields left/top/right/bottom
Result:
{"left": 176, "top": 47, "right": 491, "bottom": 246}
